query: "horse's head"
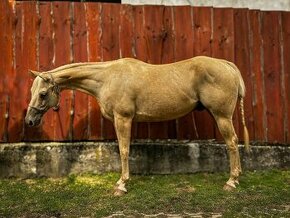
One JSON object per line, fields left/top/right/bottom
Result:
{"left": 25, "top": 70, "right": 60, "bottom": 127}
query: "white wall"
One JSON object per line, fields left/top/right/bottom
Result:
{"left": 122, "top": 0, "right": 290, "bottom": 11}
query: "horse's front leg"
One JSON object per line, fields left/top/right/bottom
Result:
{"left": 113, "top": 112, "right": 132, "bottom": 196}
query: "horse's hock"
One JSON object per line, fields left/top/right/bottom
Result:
{"left": 0, "top": 141, "right": 289, "bottom": 178}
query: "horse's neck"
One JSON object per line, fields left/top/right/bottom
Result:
{"left": 51, "top": 63, "right": 108, "bottom": 97}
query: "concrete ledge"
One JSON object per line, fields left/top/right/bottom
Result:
{"left": 0, "top": 141, "right": 289, "bottom": 178}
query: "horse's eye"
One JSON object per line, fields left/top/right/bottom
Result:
{"left": 40, "top": 92, "right": 47, "bottom": 98}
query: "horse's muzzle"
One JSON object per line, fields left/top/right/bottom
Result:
{"left": 27, "top": 119, "right": 35, "bottom": 127}
{"left": 25, "top": 116, "right": 40, "bottom": 127}
{"left": 25, "top": 110, "right": 42, "bottom": 127}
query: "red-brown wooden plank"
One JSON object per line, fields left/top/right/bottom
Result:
{"left": 261, "top": 11, "right": 284, "bottom": 142}
{"left": 143, "top": 5, "right": 168, "bottom": 139}
{"left": 101, "top": 3, "right": 120, "bottom": 140}
{"left": 86, "top": 2, "right": 102, "bottom": 140}
{"left": 282, "top": 12, "right": 290, "bottom": 143}
{"left": 143, "top": 5, "right": 164, "bottom": 64}
{"left": 212, "top": 8, "right": 235, "bottom": 61}
{"left": 212, "top": 8, "right": 236, "bottom": 142}
{"left": 0, "top": 95, "right": 8, "bottom": 142}
{"left": 0, "top": 0, "right": 4, "bottom": 141}
{"left": 10, "top": 3, "right": 24, "bottom": 142}
{"left": 23, "top": 2, "right": 42, "bottom": 141}
{"left": 161, "top": 6, "right": 177, "bottom": 139}
{"left": 132, "top": 5, "right": 149, "bottom": 139}
{"left": 119, "top": 4, "right": 139, "bottom": 139}
{"left": 12, "top": 2, "right": 41, "bottom": 142}
{"left": 52, "top": 1, "right": 74, "bottom": 141}
{"left": 72, "top": 2, "right": 89, "bottom": 140}
{"left": 39, "top": 2, "right": 55, "bottom": 140}
{"left": 234, "top": 9, "right": 254, "bottom": 142}
{"left": 192, "top": 7, "right": 215, "bottom": 140}
{"left": 248, "top": 10, "right": 266, "bottom": 141}
{"left": 193, "top": 7, "right": 212, "bottom": 57}
{"left": 174, "top": 6, "right": 194, "bottom": 62}
{"left": 120, "top": 4, "right": 134, "bottom": 59}
{"left": 160, "top": 6, "right": 175, "bottom": 64}
{"left": 174, "top": 6, "right": 196, "bottom": 140}
{"left": 0, "top": 0, "right": 13, "bottom": 142}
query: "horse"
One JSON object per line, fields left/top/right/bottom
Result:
{"left": 25, "top": 56, "right": 249, "bottom": 196}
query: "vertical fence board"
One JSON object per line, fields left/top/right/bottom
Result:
{"left": 52, "top": 2, "right": 73, "bottom": 141}
{"left": 12, "top": 2, "right": 41, "bottom": 141}
{"left": 234, "top": 9, "right": 254, "bottom": 142}
{"left": 212, "top": 8, "right": 235, "bottom": 60}
{"left": 86, "top": 2, "right": 102, "bottom": 140}
{"left": 0, "top": 0, "right": 13, "bottom": 142}
{"left": 174, "top": 6, "right": 196, "bottom": 140}
{"left": 72, "top": 2, "right": 89, "bottom": 140}
{"left": 133, "top": 5, "right": 149, "bottom": 139}
{"left": 39, "top": 2, "right": 55, "bottom": 140}
{"left": 120, "top": 4, "right": 134, "bottom": 59}
{"left": 162, "top": 6, "right": 177, "bottom": 139}
{"left": 133, "top": 5, "right": 146, "bottom": 62}
{"left": 193, "top": 7, "right": 212, "bottom": 57}
{"left": 261, "top": 11, "right": 284, "bottom": 142}
{"left": 22, "top": 2, "right": 41, "bottom": 141}
{"left": 161, "top": 6, "right": 175, "bottom": 64}
{"left": 101, "top": 3, "right": 120, "bottom": 140}
{"left": 0, "top": 0, "right": 5, "bottom": 141}
{"left": 192, "top": 7, "right": 215, "bottom": 140}
{"left": 248, "top": 10, "right": 266, "bottom": 141}
{"left": 0, "top": 94, "right": 7, "bottom": 142}
{"left": 119, "top": 4, "right": 139, "bottom": 139}
{"left": 212, "top": 8, "right": 236, "bottom": 141}
{"left": 10, "top": 3, "right": 24, "bottom": 142}
{"left": 144, "top": 5, "right": 168, "bottom": 139}
{"left": 143, "top": 5, "right": 164, "bottom": 64}
{"left": 282, "top": 12, "right": 290, "bottom": 143}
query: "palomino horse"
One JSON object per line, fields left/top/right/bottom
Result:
{"left": 25, "top": 56, "right": 249, "bottom": 196}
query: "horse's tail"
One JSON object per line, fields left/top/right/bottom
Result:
{"left": 234, "top": 65, "right": 250, "bottom": 153}
{"left": 235, "top": 68, "right": 250, "bottom": 153}
{"left": 239, "top": 97, "right": 250, "bottom": 153}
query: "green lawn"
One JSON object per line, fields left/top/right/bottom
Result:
{"left": 0, "top": 170, "right": 289, "bottom": 217}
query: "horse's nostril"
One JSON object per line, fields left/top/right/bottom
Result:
{"left": 29, "top": 120, "right": 34, "bottom": 126}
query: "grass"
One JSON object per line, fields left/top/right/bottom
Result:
{"left": 0, "top": 170, "right": 289, "bottom": 217}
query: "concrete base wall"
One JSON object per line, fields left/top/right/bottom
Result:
{"left": 0, "top": 141, "right": 289, "bottom": 178}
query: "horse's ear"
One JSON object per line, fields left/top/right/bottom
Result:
{"left": 29, "top": 70, "right": 40, "bottom": 78}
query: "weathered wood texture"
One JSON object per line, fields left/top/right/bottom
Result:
{"left": 0, "top": 1, "right": 289, "bottom": 144}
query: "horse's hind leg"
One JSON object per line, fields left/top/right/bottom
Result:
{"left": 213, "top": 115, "right": 242, "bottom": 191}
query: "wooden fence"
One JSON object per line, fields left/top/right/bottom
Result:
{"left": 0, "top": 1, "right": 289, "bottom": 143}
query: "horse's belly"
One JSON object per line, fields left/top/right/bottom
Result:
{"left": 134, "top": 99, "right": 196, "bottom": 122}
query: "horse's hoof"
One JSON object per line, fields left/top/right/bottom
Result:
{"left": 114, "top": 188, "right": 127, "bottom": 196}
{"left": 223, "top": 183, "right": 236, "bottom": 192}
